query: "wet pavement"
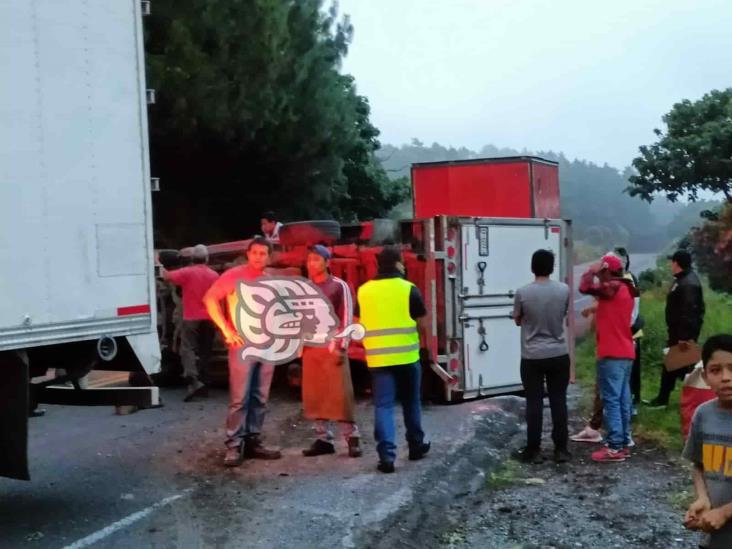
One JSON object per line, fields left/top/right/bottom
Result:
{"left": 0, "top": 384, "right": 518, "bottom": 548}
{"left": 0, "top": 379, "right": 695, "bottom": 549}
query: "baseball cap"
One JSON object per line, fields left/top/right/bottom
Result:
{"left": 309, "top": 244, "right": 331, "bottom": 260}
{"left": 667, "top": 249, "right": 692, "bottom": 269}
{"left": 600, "top": 254, "right": 624, "bottom": 273}
{"left": 192, "top": 244, "right": 208, "bottom": 261}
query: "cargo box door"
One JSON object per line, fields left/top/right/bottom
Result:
{"left": 461, "top": 307, "right": 521, "bottom": 392}
{"left": 458, "top": 220, "right": 564, "bottom": 393}
{"left": 460, "top": 222, "right": 563, "bottom": 302}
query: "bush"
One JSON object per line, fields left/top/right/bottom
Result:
{"left": 638, "top": 269, "right": 660, "bottom": 292}
{"left": 690, "top": 204, "right": 732, "bottom": 294}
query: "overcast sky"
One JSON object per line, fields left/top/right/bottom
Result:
{"left": 338, "top": 0, "right": 732, "bottom": 170}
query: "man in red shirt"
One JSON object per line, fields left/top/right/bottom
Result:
{"left": 579, "top": 254, "right": 638, "bottom": 463}
{"left": 203, "top": 237, "right": 282, "bottom": 466}
{"left": 163, "top": 244, "right": 219, "bottom": 402}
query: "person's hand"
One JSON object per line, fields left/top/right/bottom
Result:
{"left": 700, "top": 508, "right": 730, "bottom": 532}
{"left": 581, "top": 307, "right": 594, "bottom": 318}
{"left": 569, "top": 372, "right": 576, "bottom": 385}
{"left": 223, "top": 328, "right": 244, "bottom": 348}
{"left": 684, "top": 497, "right": 711, "bottom": 530}
{"left": 334, "top": 348, "right": 347, "bottom": 364}
{"left": 589, "top": 261, "right": 606, "bottom": 274}
{"left": 419, "top": 348, "right": 432, "bottom": 364}
{"left": 678, "top": 340, "right": 691, "bottom": 352}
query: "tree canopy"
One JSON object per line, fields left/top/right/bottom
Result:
{"left": 145, "top": 0, "right": 403, "bottom": 246}
{"left": 626, "top": 89, "right": 732, "bottom": 204}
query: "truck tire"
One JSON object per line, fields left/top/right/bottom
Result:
{"left": 157, "top": 249, "right": 182, "bottom": 269}
{"left": 369, "top": 218, "right": 400, "bottom": 245}
{"left": 278, "top": 220, "right": 340, "bottom": 246}
{"left": 0, "top": 351, "right": 30, "bottom": 480}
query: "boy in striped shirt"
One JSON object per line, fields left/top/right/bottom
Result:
{"left": 301, "top": 245, "right": 362, "bottom": 458}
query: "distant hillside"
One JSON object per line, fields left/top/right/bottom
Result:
{"left": 378, "top": 140, "right": 720, "bottom": 253}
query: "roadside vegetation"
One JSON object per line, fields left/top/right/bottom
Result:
{"left": 575, "top": 272, "right": 732, "bottom": 453}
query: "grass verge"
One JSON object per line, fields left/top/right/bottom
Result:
{"left": 486, "top": 459, "right": 524, "bottom": 490}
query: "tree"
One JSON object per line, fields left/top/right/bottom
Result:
{"left": 626, "top": 89, "right": 732, "bottom": 204}
{"left": 144, "top": 0, "right": 399, "bottom": 245}
{"left": 690, "top": 204, "right": 732, "bottom": 293}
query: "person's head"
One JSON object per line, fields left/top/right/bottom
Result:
{"left": 306, "top": 245, "right": 331, "bottom": 279}
{"left": 246, "top": 236, "right": 272, "bottom": 271}
{"left": 191, "top": 244, "right": 208, "bottom": 265}
{"left": 701, "top": 334, "right": 732, "bottom": 403}
{"left": 260, "top": 211, "right": 278, "bottom": 236}
{"left": 598, "top": 254, "right": 624, "bottom": 282}
{"left": 613, "top": 246, "right": 630, "bottom": 271}
{"left": 531, "top": 249, "right": 555, "bottom": 278}
{"left": 668, "top": 249, "right": 692, "bottom": 275}
{"left": 377, "top": 246, "right": 404, "bottom": 275}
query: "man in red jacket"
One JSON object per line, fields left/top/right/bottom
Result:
{"left": 579, "top": 254, "right": 638, "bottom": 463}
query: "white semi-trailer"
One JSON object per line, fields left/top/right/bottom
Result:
{"left": 0, "top": 0, "right": 161, "bottom": 480}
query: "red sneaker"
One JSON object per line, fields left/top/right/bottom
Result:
{"left": 591, "top": 447, "right": 626, "bottom": 463}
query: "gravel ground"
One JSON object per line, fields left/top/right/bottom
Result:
{"left": 364, "top": 388, "right": 698, "bottom": 549}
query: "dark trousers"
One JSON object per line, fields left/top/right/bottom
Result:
{"left": 631, "top": 340, "right": 641, "bottom": 403}
{"left": 520, "top": 354, "right": 570, "bottom": 451}
{"left": 180, "top": 320, "right": 215, "bottom": 384}
{"left": 657, "top": 364, "right": 694, "bottom": 404}
{"left": 370, "top": 362, "right": 425, "bottom": 463}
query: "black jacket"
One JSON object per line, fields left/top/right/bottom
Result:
{"left": 665, "top": 269, "right": 705, "bottom": 345}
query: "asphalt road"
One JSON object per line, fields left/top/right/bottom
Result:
{"left": 0, "top": 384, "right": 521, "bottom": 549}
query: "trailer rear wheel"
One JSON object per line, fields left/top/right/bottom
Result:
{"left": 0, "top": 351, "right": 30, "bottom": 480}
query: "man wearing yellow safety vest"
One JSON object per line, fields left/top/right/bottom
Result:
{"left": 357, "top": 247, "right": 431, "bottom": 473}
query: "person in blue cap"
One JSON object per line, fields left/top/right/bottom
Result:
{"left": 301, "top": 245, "right": 362, "bottom": 458}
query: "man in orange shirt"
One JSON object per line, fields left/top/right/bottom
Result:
{"left": 203, "top": 237, "right": 282, "bottom": 467}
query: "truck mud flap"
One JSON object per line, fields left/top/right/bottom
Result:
{"left": 0, "top": 352, "right": 30, "bottom": 480}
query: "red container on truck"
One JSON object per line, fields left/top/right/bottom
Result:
{"left": 412, "top": 156, "right": 560, "bottom": 219}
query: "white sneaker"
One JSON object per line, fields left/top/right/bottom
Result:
{"left": 570, "top": 426, "right": 603, "bottom": 443}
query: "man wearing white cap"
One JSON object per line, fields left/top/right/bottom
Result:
{"left": 163, "top": 244, "right": 219, "bottom": 401}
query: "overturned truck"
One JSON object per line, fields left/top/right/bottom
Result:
{"left": 159, "top": 156, "right": 574, "bottom": 403}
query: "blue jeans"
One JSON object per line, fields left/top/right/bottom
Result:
{"left": 597, "top": 358, "right": 633, "bottom": 450}
{"left": 370, "top": 361, "right": 425, "bottom": 463}
{"left": 225, "top": 348, "right": 275, "bottom": 449}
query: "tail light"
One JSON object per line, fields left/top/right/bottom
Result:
{"left": 444, "top": 226, "right": 458, "bottom": 278}
{"left": 447, "top": 338, "right": 462, "bottom": 376}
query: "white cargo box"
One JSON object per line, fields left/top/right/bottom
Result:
{"left": 0, "top": 0, "right": 159, "bottom": 372}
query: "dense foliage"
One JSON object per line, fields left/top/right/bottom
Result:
{"left": 145, "top": 0, "right": 405, "bottom": 246}
{"left": 627, "top": 89, "right": 732, "bottom": 205}
{"left": 689, "top": 204, "right": 732, "bottom": 293}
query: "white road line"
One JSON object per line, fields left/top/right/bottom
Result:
{"left": 61, "top": 489, "right": 193, "bottom": 549}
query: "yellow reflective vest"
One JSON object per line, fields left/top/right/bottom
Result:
{"left": 357, "top": 277, "right": 420, "bottom": 368}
